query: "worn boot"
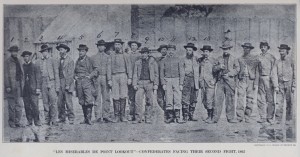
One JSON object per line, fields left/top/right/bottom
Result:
{"left": 120, "top": 98, "right": 128, "bottom": 122}
{"left": 204, "top": 109, "right": 212, "bottom": 123}
{"left": 86, "top": 106, "right": 93, "bottom": 125}
{"left": 165, "top": 110, "right": 175, "bottom": 124}
{"left": 175, "top": 109, "right": 185, "bottom": 124}
{"left": 206, "top": 109, "right": 214, "bottom": 124}
{"left": 182, "top": 108, "right": 188, "bottom": 123}
{"left": 112, "top": 100, "right": 120, "bottom": 123}
{"left": 188, "top": 107, "right": 198, "bottom": 121}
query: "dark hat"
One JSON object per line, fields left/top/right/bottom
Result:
{"left": 184, "top": 43, "right": 197, "bottom": 51}
{"left": 96, "top": 40, "right": 106, "bottom": 46}
{"left": 7, "top": 45, "right": 20, "bottom": 52}
{"left": 241, "top": 43, "right": 254, "bottom": 49}
{"left": 260, "top": 40, "right": 270, "bottom": 48}
{"left": 157, "top": 44, "right": 168, "bottom": 52}
{"left": 168, "top": 44, "right": 176, "bottom": 50}
{"left": 77, "top": 44, "right": 89, "bottom": 51}
{"left": 56, "top": 44, "right": 70, "bottom": 52}
{"left": 114, "top": 39, "right": 124, "bottom": 44}
{"left": 39, "top": 44, "right": 52, "bottom": 52}
{"left": 21, "top": 51, "right": 32, "bottom": 57}
{"left": 278, "top": 44, "right": 291, "bottom": 50}
{"left": 128, "top": 41, "right": 141, "bottom": 48}
{"left": 220, "top": 40, "right": 233, "bottom": 49}
{"left": 140, "top": 47, "right": 150, "bottom": 53}
{"left": 200, "top": 45, "right": 213, "bottom": 52}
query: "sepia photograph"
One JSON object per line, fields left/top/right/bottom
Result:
{"left": 2, "top": 3, "right": 296, "bottom": 145}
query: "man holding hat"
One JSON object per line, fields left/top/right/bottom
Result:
{"left": 110, "top": 39, "right": 132, "bottom": 122}
{"left": 181, "top": 43, "right": 199, "bottom": 123}
{"left": 198, "top": 45, "right": 216, "bottom": 124}
{"left": 21, "top": 50, "right": 42, "bottom": 126}
{"left": 132, "top": 47, "right": 159, "bottom": 124}
{"left": 256, "top": 40, "right": 277, "bottom": 124}
{"left": 4, "top": 45, "right": 24, "bottom": 128}
{"left": 36, "top": 44, "right": 60, "bottom": 126}
{"left": 92, "top": 40, "right": 113, "bottom": 123}
{"left": 127, "top": 40, "right": 142, "bottom": 121}
{"left": 236, "top": 43, "right": 259, "bottom": 123}
{"left": 213, "top": 41, "right": 239, "bottom": 123}
{"left": 160, "top": 44, "right": 184, "bottom": 123}
{"left": 272, "top": 44, "right": 295, "bottom": 125}
{"left": 74, "top": 44, "right": 98, "bottom": 125}
{"left": 56, "top": 43, "right": 75, "bottom": 124}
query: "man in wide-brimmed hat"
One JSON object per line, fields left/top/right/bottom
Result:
{"left": 56, "top": 43, "right": 75, "bottom": 125}
{"left": 35, "top": 44, "right": 60, "bottom": 126}
{"left": 235, "top": 43, "right": 259, "bottom": 123}
{"left": 132, "top": 47, "right": 159, "bottom": 124}
{"left": 272, "top": 44, "right": 295, "bottom": 125}
{"left": 92, "top": 40, "right": 114, "bottom": 123}
{"left": 198, "top": 45, "right": 216, "bottom": 124}
{"left": 160, "top": 44, "right": 185, "bottom": 124}
{"left": 110, "top": 39, "right": 132, "bottom": 123}
{"left": 256, "top": 40, "right": 277, "bottom": 124}
{"left": 213, "top": 40, "right": 239, "bottom": 123}
{"left": 74, "top": 44, "right": 98, "bottom": 125}
{"left": 4, "top": 45, "right": 24, "bottom": 128}
{"left": 127, "top": 40, "right": 142, "bottom": 122}
{"left": 21, "top": 50, "right": 42, "bottom": 126}
{"left": 181, "top": 43, "right": 199, "bottom": 123}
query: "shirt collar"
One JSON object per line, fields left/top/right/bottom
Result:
{"left": 41, "top": 56, "right": 49, "bottom": 60}
{"left": 24, "top": 61, "right": 31, "bottom": 65}
{"left": 79, "top": 55, "right": 86, "bottom": 61}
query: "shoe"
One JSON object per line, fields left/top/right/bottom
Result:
{"left": 237, "top": 119, "right": 243, "bottom": 123}
{"left": 103, "top": 117, "right": 114, "bottom": 123}
{"left": 145, "top": 119, "right": 152, "bottom": 124}
{"left": 57, "top": 119, "right": 66, "bottom": 124}
{"left": 80, "top": 119, "right": 87, "bottom": 124}
{"left": 285, "top": 120, "right": 293, "bottom": 125}
{"left": 9, "top": 124, "right": 16, "bottom": 128}
{"left": 86, "top": 119, "right": 93, "bottom": 125}
{"left": 228, "top": 119, "right": 238, "bottom": 123}
{"left": 257, "top": 118, "right": 267, "bottom": 123}
{"left": 188, "top": 115, "right": 198, "bottom": 121}
{"left": 245, "top": 119, "right": 250, "bottom": 123}
{"left": 69, "top": 121, "right": 74, "bottom": 125}
{"left": 26, "top": 122, "right": 33, "bottom": 126}
{"left": 49, "top": 121, "right": 58, "bottom": 126}
{"left": 15, "top": 123, "right": 25, "bottom": 128}
{"left": 267, "top": 119, "right": 275, "bottom": 125}
{"left": 34, "top": 121, "right": 42, "bottom": 126}
{"left": 96, "top": 118, "right": 104, "bottom": 123}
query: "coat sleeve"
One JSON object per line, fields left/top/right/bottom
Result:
{"left": 34, "top": 63, "right": 41, "bottom": 90}
{"left": 292, "top": 60, "right": 296, "bottom": 88}
{"left": 153, "top": 58, "right": 159, "bottom": 86}
{"left": 160, "top": 60, "right": 166, "bottom": 85}
{"left": 229, "top": 58, "right": 240, "bottom": 77}
{"left": 89, "top": 58, "right": 98, "bottom": 78}
{"left": 4, "top": 60, "right": 10, "bottom": 89}
{"left": 106, "top": 56, "right": 112, "bottom": 81}
{"left": 132, "top": 60, "right": 138, "bottom": 87}
{"left": 271, "top": 60, "right": 279, "bottom": 88}
{"left": 254, "top": 59, "right": 259, "bottom": 86}
{"left": 66, "top": 59, "right": 75, "bottom": 91}
{"left": 125, "top": 54, "right": 132, "bottom": 79}
{"left": 53, "top": 59, "right": 60, "bottom": 92}
{"left": 179, "top": 58, "right": 185, "bottom": 85}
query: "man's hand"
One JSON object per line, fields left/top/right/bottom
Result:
{"left": 36, "top": 89, "right": 41, "bottom": 95}
{"left": 153, "top": 85, "right": 158, "bottom": 91}
{"left": 179, "top": 85, "right": 183, "bottom": 91}
{"left": 163, "top": 85, "right": 167, "bottom": 91}
{"left": 134, "top": 86, "right": 138, "bottom": 90}
{"left": 127, "top": 79, "right": 132, "bottom": 85}
{"left": 220, "top": 64, "right": 225, "bottom": 70}
{"left": 6, "top": 88, "right": 11, "bottom": 93}
{"left": 291, "top": 86, "right": 295, "bottom": 93}
{"left": 274, "top": 87, "right": 279, "bottom": 94}
{"left": 108, "top": 80, "right": 112, "bottom": 87}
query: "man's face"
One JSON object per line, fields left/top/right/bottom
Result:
{"left": 222, "top": 48, "right": 230, "bottom": 55}
{"left": 260, "top": 45, "right": 269, "bottom": 53}
{"left": 97, "top": 45, "right": 106, "bottom": 52}
{"left": 59, "top": 48, "right": 67, "bottom": 58}
{"left": 114, "top": 43, "right": 122, "bottom": 53}
{"left": 186, "top": 47, "right": 193, "bottom": 56}
{"left": 160, "top": 48, "right": 167, "bottom": 56}
{"left": 10, "top": 51, "right": 18, "bottom": 58}
{"left": 202, "top": 50, "right": 210, "bottom": 58}
{"left": 23, "top": 55, "right": 30, "bottom": 63}
{"left": 42, "top": 50, "right": 49, "bottom": 58}
{"left": 141, "top": 52, "right": 148, "bottom": 59}
{"left": 279, "top": 49, "right": 288, "bottom": 58}
{"left": 130, "top": 43, "right": 138, "bottom": 52}
{"left": 79, "top": 49, "right": 87, "bottom": 58}
{"left": 243, "top": 47, "right": 251, "bottom": 55}
{"left": 168, "top": 48, "right": 175, "bottom": 57}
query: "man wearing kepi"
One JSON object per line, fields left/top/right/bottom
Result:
{"left": 272, "top": 44, "right": 295, "bottom": 125}
{"left": 132, "top": 47, "right": 159, "bottom": 124}
{"left": 4, "top": 45, "right": 23, "bottom": 128}
{"left": 56, "top": 44, "right": 75, "bottom": 125}
{"left": 213, "top": 41, "right": 239, "bottom": 123}
{"left": 21, "top": 51, "right": 42, "bottom": 126}
{"left": 127, "top": 40, "right": 142, "bottom": 121}
{"left": 236, "top": 43, "right": 259, "bottom": 123}
{"left": 160, "top": 44, "right": 184, "bottom": 124}
{"left": 92, "top": 40, "right": 113, "bottom": 123}
{"left": 110, "top": 39, "right": 132, "bottom": 123}
{"left": 181, "top": 43, "right": 199, "bottom": 123}
{"left": 36, "top": 44, "right": 60, "bottom": 126}
{"left": 256, "top": 41, "right": 277, "bottom": 124}
{"left": 198, "top": 45, "right": 216, "bottom": 124}
{"left": 74, "top": 44, "right": 98, "bottom": 125}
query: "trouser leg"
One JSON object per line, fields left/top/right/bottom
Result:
{"left": 145, "top": 82, "right": 154, "bottom": 122}
{"left": 224, "top": 83, "right": 235, "bottom": 121}
{"left": 65, "top": 91, "right": 74, "bottom": 121}
{"left": 48, "top": 87, "right": 58, "bottom": 123}
{"left": 57, "top": 86, "right": 66, "bottom": 121}
{"left": 213, "top": 82, "right": 225, "bottom": 122}
{"left": 31, "top": 94, "right": 41, "bottom": 125}
{"left": 285, "top": 84, "right": 293, "bottom": 121}
{"left": 275, "top": 87, "right": 284, "bottom": 122}
{"left": 236, "top": 80, "right": 246, "bottom": 121}
{"left": 23, "top": 96, "right": 33, "bottom": 124}
{"left": 101, "top": 77, "right": 111, "bottom": 119}
{"left": 245, "top": 80, "right": 255, "bottom": 121}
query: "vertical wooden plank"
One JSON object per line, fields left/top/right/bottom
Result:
{"left": 186, "top": 17, "right": 199, "bottom": 55}
{"left": 4, "top": 17, "right": 10, "bottom": 57}
{"left": 259, "top": 19, "right": 270, "bottom": 43}
{"left": 249, "top": 18, "right": 260, "bottom": 55}
{"left": 224, "top": 18, "right": 237, "bottom": 55}
{"left": 269, "top": 19, "right": 280, "bottom": 55}
{"left": 173, "top": 17, "right": 185, "bottom": 56}
{"left": 235, "top": 18, "right": 250, "bottom": 56}
{"left": 209, "top": 18, "right": 224, "bottom": 56}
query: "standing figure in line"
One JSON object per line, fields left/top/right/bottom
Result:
{"left": 213, "top": 41, "right": 239, "bottom": 123}
{"left": 74, "top": 44, "right": 98, "bottom": 125}
{"left": 256, "top": 41, "right": 277, "bottom": 124}
{"left": 272, "top": 44, "right": 295, "bottom": 125}
{"left": 92, "top": 40, "right": 114, "bottom": 123}
{"left": 4, "top": 45, "right": 23, "bottom": 128}
{"left": 110, "top": 39, "right": 132, "bottom": 123}
{"left": 127, "top": 40, "right": 142, "bottom": 121}
{"left": 36, "top": 44, "right": 60, "bottom": 126}
{"left": 21, "top": 51, "right": 42, "bottom": 126}
{"left": 56, "top": 44, "right": 75, "bottom": 125}
{"left": 236, "top": 43, "right": 259, "bottom": 123}
{"left": 160, "top": 45, "right": 185, "bottom": 124}
{"left": 132, "top": 47, "right": 159, "bottom": 124}
{"left": 181, "top": 43, "right": 199, "bottom": 123}
{"left": 198, "top": 45, "right": 216, "bottom": 124}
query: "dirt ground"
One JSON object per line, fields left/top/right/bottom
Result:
{"left": 3, "top": 95, "right": 296, "bottom": 143}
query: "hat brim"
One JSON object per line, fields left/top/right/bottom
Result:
{"left": 39, "top": 47, "right": 52, "bottom": 52}
{"left": 200, "top": 48, "right": 213, "bottom": 52}
{"left": 241, "top": 45, "right": 254, "bottom": 49}
{"left": 157, "top": 47, "right": 168, "bottom": 52}
{"left": 128, "top": 41, "right": 141, "bottom": 48}
{"left": 184, "top": 46, "right": 197, "bottom": 51}
{"left": 21, "top": 53, "right": 32, "bottom": 57}
{"left": 220, "top": 46, "right": 233, "bottom": 49}
{"left": 114, "top": 41, "right": 124, "bottom": 44}
{"left": 8, "top": 48, "right": 20, "bottom": 52}
{"left": 56, "top": 45, "right": 70, "bottom": 52}
{"left": 278, "top": 47, "right": 291, "bottom": 50}
{"left": 77, "top": 48, "right": 89, "bottom": 51}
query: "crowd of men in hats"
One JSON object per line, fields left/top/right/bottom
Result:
{"left": 4, "top": 38, "right": 295, "bottom": 128}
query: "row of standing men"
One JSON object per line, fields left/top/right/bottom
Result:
{"left": 4, "top": 39, "right": 295, "bottom": 127}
